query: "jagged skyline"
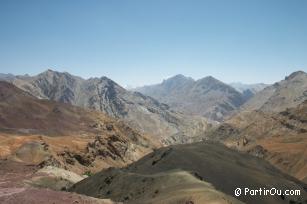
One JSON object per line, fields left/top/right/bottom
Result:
{"left": 0, "top": 1, "right": 306, "bottom": 87}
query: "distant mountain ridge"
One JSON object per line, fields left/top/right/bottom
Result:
{"left": 0, "top": 73, "right": 15, "bottom": 81}
{"left": 242, "top": 70, "right": 307, "bottom": 112}
{"left": 229, "top": 82, "right": 269, "bottom": 93}
{"left": 229, "top": 82, "right": 269, "bottom": 101}
{"left": 0, "top": 70, "right": 210, "bottom": 145}
{"left": 134, "top": 74, "right": 246, "bottom": 121}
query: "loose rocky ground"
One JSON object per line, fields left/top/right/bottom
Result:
{"left": 0, "top": 160, "right": 120, "bottom": 204}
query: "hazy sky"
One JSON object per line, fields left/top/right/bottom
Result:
{"left": 0, "top": 0, "right": 306, "bottom": 87}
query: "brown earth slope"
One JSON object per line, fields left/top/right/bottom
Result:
{"left": 206, "top": 71, "right": 307, "bottom": 183}
{"left": 207, "top": 100, "right": 307, "bottom": 183}
{"left": 70, "top": 142, "right": 307, "bottom": 204}
{"left": 0, "top": 81, "right": 160, "bottom": 175}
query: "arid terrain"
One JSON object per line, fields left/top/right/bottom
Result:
{"left": 207, "top": 101, "right": 307, "bottom": 182}
{"left": 1, "top": 0, "right": 307, "bottom": 202}
{"left": 0, "top": 81, "right": 162, "bottom": 203}
{"left": 0, "top": 71, "right": 307, "bottom": 204}
{"left": 206, "top": 71, "right": 307, "bottom": 183}
{"left": 0, "top": 70, "right": 210, "bottom": 145}
{"left": 0, "top": 81, "right": 160, "bottom": 175}
{"left": 0, "top": 160, "right": 121, "bottom": 204}
{"left": 70, "top": 142, "right": 307, "bottom": 204}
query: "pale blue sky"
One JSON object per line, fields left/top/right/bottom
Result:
{"left": 0, "top": 0, "right": 306, "bottom": 87}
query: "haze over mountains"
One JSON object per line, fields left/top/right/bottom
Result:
{"left": 229, "top": 82, "right": 269, "bottom": 102}
{"left": 134, "top": 74, "right": 263, "bottom": 121}
{"left": 229, "top": 82, "right": 269, "bottom": 94}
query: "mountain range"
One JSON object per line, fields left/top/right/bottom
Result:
{"left": 1, "top": 69, "right": 307, "bottom": 204}
{"left": 0, "top": 81, "right": 159, "bottom": 175}
{"left": 0, "top": 70, "right": 210, "bottom": 145}
{"left": 134, "top": 74, "right": 253, "bottom": 121}
{"left": 206, "top": 71, "right": 307, "bottom": 183}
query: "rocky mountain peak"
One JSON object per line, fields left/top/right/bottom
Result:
{"left": 163, "top": 74, "right": 192, "bottom": 82}
{"left": 135, "top": 74, "right": 245, "bottom": 121}
{"left": 45, "top": 68, "right": 55, "bottom": 73}
{"left": 161, "top": 74, "right": 194, "bottom": 88}
{"left": 196, "top": 76, "right": 222, "bottom": 86}
{"left": 39, "top": 69, "right": 59, "bottom": 76}
{"left": 2, "top": 70, "right": 210, "bottom": 145}
{"left": 38, "top": 69, "right": 77, "bottom": 80}
{"left": 87, "top": 76, "right": 127, "bottom": 95}
{"left": 99, "top": 76, "right": 122, "bottom": 87}
{"left": 285, "top": 70, "right": 307, "bottom": 81}
{"left": 195, "top": 76, "right": 238, "bottom": 93}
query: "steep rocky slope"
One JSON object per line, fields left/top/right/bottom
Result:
{"left": 242, "top": 71, "right": 307, "bottom": 112}
{"left": 0, "top": 81, "right": 159, "bottom": 175}
{"left": 207, "top": 100, "right": 307, "bottom": 183}
{"left": 70, "top": 142, "right": 307, "bottom": 204}
{"left": 1, "top": 70, "right": 210, "bottom": 144}
{"left": 134, "top": 74, "right": 246, "bottom": 121}
{"left": 205, "top": 71, "right": 307, "bottom": 183}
